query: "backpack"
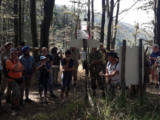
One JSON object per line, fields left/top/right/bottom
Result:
{"left": 108, "top": 61, "right": 119, "bottom": 69}
{"left": 3, "top": 58, "right": 14, "bottom": 78}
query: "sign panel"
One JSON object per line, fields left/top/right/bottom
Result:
{"left": 70, "top": 39, "right": 100, "bottom": 48}
{"left": 119, "top": 46, "right": 144, "bottom": 86}
{"left": 81, "top": 21, "right": 88, "bottom": 30}
{"left": 77, "top": 30, "right": 89, "bottom": 39}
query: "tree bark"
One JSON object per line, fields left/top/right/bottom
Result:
{"left": 100, "top": 0, "right": 105, "bottom": 43}
{"left": 21, "top": 0, "right": 25, "bottom": 42}
{"left": 88, "top": 0, "right": 90, "bottom": 39}
{"left": 106, "top": 0, "right": 114, "bottom": 51}
{"left": 40, "top": 0, "right": 55, "bottom": 49}
{"left": 14, "top": 0, "right": 19, "bottom": 48}
{"left": 30, "top": 0, "right": 39, "bottom": 62}
{"left": 156, "top": 0, "right": 160, "bottom": 46}
{"left": 19, "top": 0, "right": 22, "bottom": 44}
{"left": 154, "top": 0, "right": 157, "bottom": 43}
{"left": 91, "top": 0, "right": 94, "bottom": 39}
{"left": 111, "top": 0, "right": 120, "bottom": 50}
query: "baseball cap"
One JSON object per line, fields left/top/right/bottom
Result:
{"left": 10, "top": 48, "right": 18, "bottom": 53}
{"left": 107, "top": 51, "right": 118, "bottom": 58}
{"left": 40, "top": 56, "right": 46, "bottom": 60}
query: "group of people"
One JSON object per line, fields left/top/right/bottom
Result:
{"left": 2, "top": 41, "right": 159, "bottom": 116}
{"left": 0, "top": 41, "right": 81, "bottom": 115}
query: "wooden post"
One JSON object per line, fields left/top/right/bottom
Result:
{"left": 139, "top": 39, "right": 143, "bottom": 97}
{"left": 121, "top": 40, "right": 126, "bottom": 95}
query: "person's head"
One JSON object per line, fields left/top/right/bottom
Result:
{"left": 100, "top": 43, "right": 104, "bottom": 50}
{"left": 40, "top": 56, "right": 46, "bottom": 64}
{"left": 153, "top": 44, "right": 159, "bottom": 52}
{"left": 107, "top": 51, "right": 118, "bottom": 62}
{"left": 4, "top": 42, "right": 12, "bottom": 52}
{"left": 10, "top": 48, "right": 18, "bottom": 59}
{"left": 65, "top": 50, "right": 71, "bottom": 58}
{"left": 22, "top": 46, "right": 30, "bottom": 56}
{"left": 20, "top": 41, "right": 25, "bottom": 48}
{"left": 51, "top": 47, "right": 57, "bottom": 54}
{"left": 92, "top": 48, "right": 97, "bottom": 53}
{"left": 42, "top": 47, "right": 47, "bottom": 56}
{"left": 71, "top": 47, "right": 76, "bottom": 51}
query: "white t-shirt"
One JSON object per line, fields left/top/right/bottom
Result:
{"left": 106, "top": 62, "right": 119, "bottom": 81}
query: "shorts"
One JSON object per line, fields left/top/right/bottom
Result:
{"left": 151, "top": 65, "right": 158, "bottom": 75}
{"left": 9, "top": 81, "right": 20, "bottom": 99}
{"left": 61, "top": 76, "right": 72, "bottom": 91}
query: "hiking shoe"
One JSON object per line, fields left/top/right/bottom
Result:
{"left": 44, "top": 98, "right": 48, "bottom": 103}
{"left": 6, "top": 97, "right": 12, "bottom": 104}
{"left": 155, "top": 83, "right": 159, "bottom": 88}
{"left": 148, "top": 82, "right": 154, "bottom": 85}
{"left": 65, "top": 98, "right": 69, "bottom": 102}
{"left": 25, "top": 98, "right": 34, "bottom": 103}
{"left": 11, "top": 109, "right": 19, "bottom": 116}
{"left": 40, "top": 98, "right": 43, "bottom": 103}
{"left": 50, "top": 94, "right": 57, "bottom": 98}
{"left": 61, "top": 100, "right": 65, "bottom": 104}
{"left": 73, "top": 83, "right": 78, "bottom": 88}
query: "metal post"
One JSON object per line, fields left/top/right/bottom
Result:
{"left": 139, "top": 39, "right": 143, "bottom": 97}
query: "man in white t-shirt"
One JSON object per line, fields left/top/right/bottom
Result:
{"left": 100, "top": 51, "right": 119, "bottom": 82}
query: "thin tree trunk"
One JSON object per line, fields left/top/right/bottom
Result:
{"left": 111, "top": 0, "right": 120, "bottom": 50}
{"left": 156, "top": 0, "right": 160, "bottom": 46}
{"left": 100, "top": 0, "right": 105, "bottom": 43}
{"left": 30, "top": 0, "right": 38, "bottom": 62}
{"left": 22, "top": 0, "right": 25, "bottom": 42}
{"left": 91, "top": 0, "right": 94, "bottom": 39}
{"left": 40, "top": 0, "right": 55, "bottom": 48}
{"left": 154, "top": 0, "right": 157, "bottom": 43}
{"left": 88, "top": 0, "right": 90, "bottom": 39}
{"left": 106, "top": 0, "right": 110, "bottom": 19}
{"left": 19, "top": 0, "right": 22, "bottom": 44}
{"left": 0, "top": 0, "right": 2, "bottom": 46}
{"left": 107, "top": 0, "right": 114, "bottom": 51}
{"left": 14, "top": 0, "right": 19, "bottom": 47}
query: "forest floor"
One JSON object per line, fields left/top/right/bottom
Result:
{"left": 1, "top": 65, "right": 160, "bottom": 120}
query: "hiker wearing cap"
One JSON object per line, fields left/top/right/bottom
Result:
{"left": 0, "top": 42, "right": 12, "bottom": 103}
{"left": 6, "top": 48, "right": 24, "bottom": 115}
{"left": 38, "top": 47, "right": 57, "bottom": 98}
{"left": 98, "top": 43, "right": 109, "bottom": 83}
{"left": 19, "top": 46, "right": 35, "bottom": 104}
{"left": 148, "top": 44, "right": 160, "bottom": 88}
{"left": 61, "top": 50, "right": 75, "bottom": 104}
{"left": 17, "top": 42, "right": 26, "bottom": 57}
{"left": 89, "top": 48, "right": 105, "bottom": 98}
{"left": 70, "top": 47, "right": 80, "bottom": 88}
{"left": 99, "top": 51, "right": 120, "bottom": 96}
{"left": 36, "top": 56, "right": 50, "bottom": 103}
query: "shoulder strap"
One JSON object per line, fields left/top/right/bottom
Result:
{"left": 115, "top": 61, "right": 119, "bottom": 69}
{"left": 108, "top": 61, "right": 111, "bottom": 66}
{"left": 9, "top": 58, "right": 14, "bottom": 64}
{"left": 103, "top": 49, "right": 107, "bottom": 54}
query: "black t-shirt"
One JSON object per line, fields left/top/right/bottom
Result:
{"left": 38, "top": 53, "right": 52, "bottom": 64}
{"left": 52, "top": 53, "right": 63, "bottom": 66}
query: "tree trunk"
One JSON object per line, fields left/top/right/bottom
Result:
{"left": 21, "top": 0, "right": 25, "bottom": 42}
{"left": 88, "top": 0, "right": 90, "bottom": 39}
{"left": 14, "top": 0, "right": 19, "bottom": 48}
{"left": 154, "top": 0, "right": 157, "bottom": 43}
{"left": 156, "top": 0, "right": 160, "bottom": 46}
{"left": 0, "top": 0, "right": 2, "bottom": 46}
{"left": 100, "top": 0, "right": 105, "bottom": 43}
{"left": 106, "top": 0, "right": 114, "bottom": 51}
{"left": 111, "top": 0, "right": 120, "bottom": 50}
{"left": 30, "top": 0, "right": 39, "bottom": 62}
{"left": 40, "top": 0, "right": 55, "bottom": 49}
{"left": 19, "top": 0, "right": 22, "bottom": 44}
{"left": 91, "top": 0, "right": 94, "bottom": 39}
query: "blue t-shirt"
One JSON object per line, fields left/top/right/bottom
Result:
{"left": 61, "top": 58, "right": 75, "bottom": 78}
{"left": 150, "top": 51, "right": 160, "bottom": 66}
{"left": 19, "top": 55, "right": 35, "bottom": 79}
{"left": 37, "top": 63, "right": 50, "bottom": 80}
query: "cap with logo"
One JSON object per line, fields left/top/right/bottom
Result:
{"left": 40, "top": 56, "right": 46, "bottom": 60}
{"left": 107, "top": 51, "right": 118, "bottom": 58}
